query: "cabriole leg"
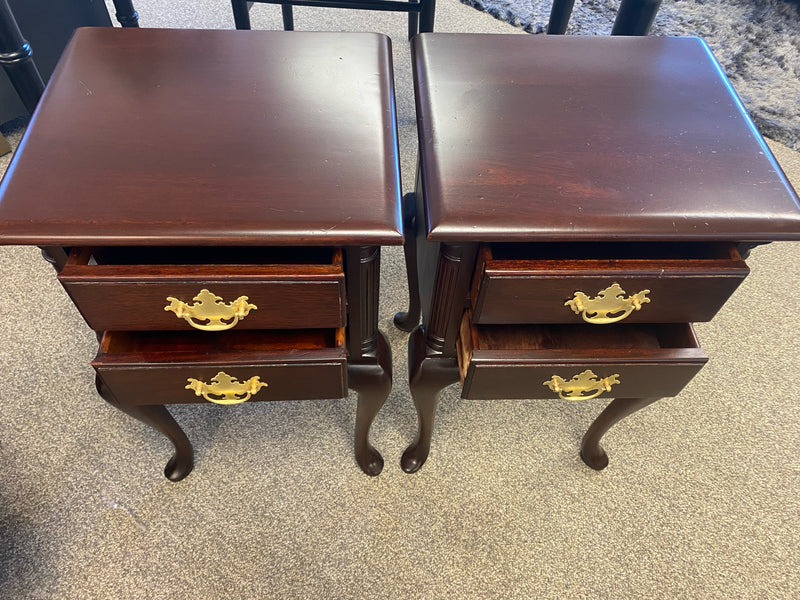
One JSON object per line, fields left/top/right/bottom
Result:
{"left": 400, "top": 326, "right": 459, "bottom": 473}
{"left": 96, "top": 375, "right": 194, "bottom": 481}
{"left": 348, "top": 332, "right": 392, "bottom": 476}
{"left": 580, "top": 397, "right": 660, "bottom": 470}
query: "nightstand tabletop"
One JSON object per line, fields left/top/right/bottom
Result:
{"left": 412, "top": 34, "right": 800, "bottom": 243}
{"left": 0, "top": 28, "right": 403, "bottom": 246}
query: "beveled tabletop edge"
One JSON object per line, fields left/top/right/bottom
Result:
{"left": 423, "top": 223, "right": 800, "bottom": 244}
{"left": 413, "top": 33, "right": 800, "bottom": 244}
{"left": 0, "top": 27, "right": 404, "bottom": 248}
{"left": 0, "top": 226, "right": 405, "bottom": 247}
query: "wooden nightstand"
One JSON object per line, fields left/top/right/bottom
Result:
{"left": 0, "top": 28, "right": 403, "bottom": 480}
{"left": 396, "top": 34, "right": 800, "bottom": 473}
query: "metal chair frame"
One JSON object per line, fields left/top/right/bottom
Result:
{"left": 230, "top": 0, "right": 435, "bottom": 40}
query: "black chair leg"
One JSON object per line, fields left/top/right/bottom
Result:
{"left": 231, "top": 0, "right": 252, "bottom": 29}
{"left": 408, "top": 9, "right": 419, "bottom": 40}
{"left": 0, "top": 0, "right": 45, "bottom": 114}
{"left": 547, "top": 0, "right": 575, "bottom": 34}
{"left": 111, "top": 0, "right": 140, "bottom": 27}
{"left": 281, "top": 4, "right": 295, "bottom": 30}
{"left": 611, "top": 0, "right": 663, "bottom": 35}
{"left": 419, "top": 0, "right": 435, "bottom": 33}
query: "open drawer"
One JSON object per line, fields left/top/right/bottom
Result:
{"left": 58, "top": 246, "right": 346, "bottom": 331}
{"left": 470, "top": 242, "right": 749, "bottom": 324}
{"left": 457, "top": 311, "right": 707, "bottom": 400}
{"left": 93, "top": 328, "right": 347, "bottom": 406}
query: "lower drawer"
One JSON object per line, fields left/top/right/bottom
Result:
{"left": 93, "top": 328, "right": 347, "bottom": 406}
{"left": 457, "top": 313, "right": 707, "bottom": 400}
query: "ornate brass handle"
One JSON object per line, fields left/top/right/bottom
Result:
{"left": 185, "top": 372, "right": 267, "bottom": 405}
{"left": 543, "top": 370, "right": 620, "bottom": 401}
{"left": 565, "top": 283, "right": 650, "bottom": 324}
{"left": 165, "top": 289, "right": 256, "bottom": 331}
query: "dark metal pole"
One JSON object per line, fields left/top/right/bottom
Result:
{"left": 111, "top": 0, "right": 140, "bottom": 27}
{"left": 0, "top": 0, "right": 45, "bottom": 114}
{"left": 611, "top": 0, "right": 663, "bottom": 35}
{"left": 547, "top": 0, "right": 576, "bottom": 35}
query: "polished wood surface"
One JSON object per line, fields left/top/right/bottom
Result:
{"left": 93, "top": 328, "right": 348, "bottom": 406}
{"left": 59, "top": 247, "right": 346, "bottom": 330}
{"left": 458, "top": 317, "right": 707, "bottom": 399}
{"left": 400, "top": 34, "right": 800, "bottom": 473}
{"left": 0, "top": 28, "right": 402, "bottom": 247}
{"left": 470, "top": 243, "right": 749, "bottom": 324}
{"left": 412, "top": 34, "right": 800, "bottom": 243}
{"left": 0, "top": 27, "right": 402, "bottom": 478}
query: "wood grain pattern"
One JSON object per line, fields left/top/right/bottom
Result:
{"left": 412, "top": 34, "right": 800, "bottom": 243}
{"left": 458, "top": 315, "right": 707, "bottom": 399}
{"left": 425, "top": 242, "right": 478, "bottom": 354}
{"left": 471, "top": 243, "right": 749, "bottom": 324}
{"left": 0, "top": 28, "right": 403, "bottom": 247}
{"left": 93, "top": 328, "right": 347, "bottom": 406}
{"left": 345, "top": 246, "right": 381, "bottom": 360}
{"left": 59, "top": 247, "right": 346, "bottom": 330}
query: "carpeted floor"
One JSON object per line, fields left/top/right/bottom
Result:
{"left": 0, "top": 1, "right": 799, "bottom": 598}
{"left": 458, "top": 0, "right": 800, "bottom": 151}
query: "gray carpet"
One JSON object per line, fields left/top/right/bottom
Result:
{"left": 458, "top": 0, "right": 800, "bottom": 151}
{"left": 1, "top": 1, "right": 799, "bottom": 598}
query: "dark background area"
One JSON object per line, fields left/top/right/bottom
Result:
{"left": 0, "top": 0, "right": 111, "bottom": 124}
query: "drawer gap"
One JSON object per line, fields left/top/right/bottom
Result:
{"left": 470, "top": 322, "right": 696, "bottom": 352}
{"left": 487, "top": 241, "right": 740, "bottom": 261}
{"left": 457, "top": 311, "right": 706, "bottom": 399}
{"left": 101, "top": 328, "right": 341, "bottom": 356}
{"left": 83, "top": 246, "right": 339, "bottom": 266}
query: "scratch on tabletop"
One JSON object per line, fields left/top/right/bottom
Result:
{"left": 322, "top": 216, "right": 352, "bottom": 233}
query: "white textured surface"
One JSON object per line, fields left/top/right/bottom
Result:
{"left": 0, "top": 3, "right": 798, "bottom": 598}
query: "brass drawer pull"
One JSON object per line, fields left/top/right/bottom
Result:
{"left": 565, "top": 283, "right": 650, "bottom": 324}
{"left": 543, "top": 370, "right": 620, "bottom": 401}
{"left": 165, "top": 289, "right": 256, "bottom": 331}
{"left": 185, "top": 372, "right": 267, "bottom": 405}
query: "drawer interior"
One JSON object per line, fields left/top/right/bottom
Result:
{"left": 458, "top": 312, "right": 702, "bottom": 385}
{"left": 96, "top": 327, "right": 345, "bottom": 365}
{"left": 77, "top": 246, "right": 339, "bottom": 266}
{"left": 464, "top": 322, "right": 698, "bottom": 352}
{"left": 486, "top": 241, "right": 741, "bottom": 262}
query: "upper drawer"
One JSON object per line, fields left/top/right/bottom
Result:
{"left": 93, "top": 327, "right": 347, "bottom": 406}
{"left": 58, "top": 246, "right": 346, "bottom": 331}
{"left": 470, "top": 242, "right": 749, "bottom": 324}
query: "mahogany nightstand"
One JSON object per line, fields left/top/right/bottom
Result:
{"left": 0, "top": 28, "right": 403, "bottom": 480}
{"left": 396, "top": 34, "right": 800, "bottom": 473}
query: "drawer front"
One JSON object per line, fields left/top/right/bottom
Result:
{"left": 92, "top": 329, "right": 347, "bottom": 405}
{"left": 471, "top": 245, "right": 749, "bottom": 325}
{"left": 59, "top": 248, "right": 346, "bottom": 331}
{"left": 97, "top": 363, "right": 347, "bottom": 406}
{"left": 458, "top": 317, "right": 707, "bottom": 400}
